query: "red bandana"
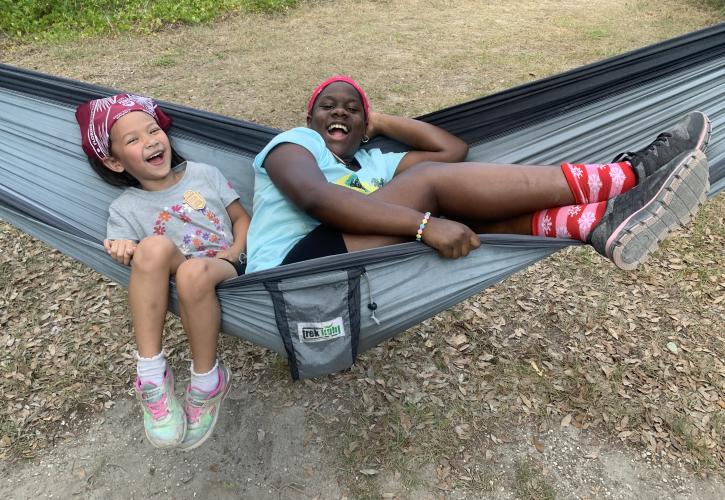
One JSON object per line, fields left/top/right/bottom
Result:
{"left": 75, "top": 94, "right": 172, "bottom": 162}
{"left": 307, "top": 75, "right": 370, "bottom": 118}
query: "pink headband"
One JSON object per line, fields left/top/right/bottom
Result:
{"left": 307, "top": 75, "right": 370, "bottom": 119}
{"left": 75, "top": 93, "right": 172, "bottom": 162}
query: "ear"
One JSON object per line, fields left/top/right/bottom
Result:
{"left": 102, "top": 156, "right": 125, "bottom": 173}
{"left": 306, "top": 112, "right": 312, "bottom": 126}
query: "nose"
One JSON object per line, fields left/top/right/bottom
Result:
{"left": 331, "top": 105, "right": 347, "bottom": 118}
{"left": 144, "top": 134, "right": 159, "bottom": 148}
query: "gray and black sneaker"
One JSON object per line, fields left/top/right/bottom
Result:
{"left": 612, "top": 111, "right": 710, "bottom": 182}
{"left": 589, "top": 149, "right": 709, "bottom": 270}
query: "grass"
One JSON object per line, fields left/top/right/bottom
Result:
{"left": 0, "top": 0, "right": 298, "bottom": 42}
{"left": 513, "top": 459, "right": 557, "bottom": 500}
{"left": 705, "top": 0, "right": 725, "bottom": 13}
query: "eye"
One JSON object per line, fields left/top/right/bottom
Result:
{"left": 126, "top": 137, "right": 138, "bottom": 145}
{"left": 319, "top": 104, "right": 334, "bottom": 110}
{"left": 347, "top": 106, "right": 359, "bottom": 113}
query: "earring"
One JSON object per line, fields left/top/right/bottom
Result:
{"left": 362, "top": 135, "right": 370, "bottom": 143}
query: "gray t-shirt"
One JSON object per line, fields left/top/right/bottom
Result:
{"left": 107, "top": 161, "right": 240, "bottom": 258}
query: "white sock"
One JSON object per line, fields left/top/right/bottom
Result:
{"left": 136, "top": 351, "right": 167, "bottom": 386}
{"left": 190, "top": 359, "right": 219, "bottom": 393}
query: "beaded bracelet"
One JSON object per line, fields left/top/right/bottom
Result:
{"left": 415, "top": 212, "right": 432, "bottom": 241}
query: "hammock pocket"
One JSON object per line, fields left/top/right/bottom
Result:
{"left": 1, "top": 24, "right": 723, "bottom": 378}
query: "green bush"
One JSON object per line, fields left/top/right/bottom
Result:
{"left": 0, "top": 0, "right": 298, "bottom": 41}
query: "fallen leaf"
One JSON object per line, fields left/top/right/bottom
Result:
{"left": 532, "top": 435, "right": 545, "bottom": 453}
{"left": 561, "top": 414, "right": 573, "bottom": 428}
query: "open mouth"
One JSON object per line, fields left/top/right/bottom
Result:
{"left": 145, "top": 151, "right": 165, "bottom": 165}
{"left": 327, "top": 122, "right": 349, "bottom": 140}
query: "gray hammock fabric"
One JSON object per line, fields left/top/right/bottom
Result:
{"left": 1, "top": 24, "right": 723, "bottom": 378}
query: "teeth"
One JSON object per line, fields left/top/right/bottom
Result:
{"left": 147, "top": 152, "right": 161, "bottom": 160}
{"left": 328, "top": 123, "right": 348, "bottom": 133}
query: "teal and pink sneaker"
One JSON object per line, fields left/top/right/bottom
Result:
{"left": 135, "top": 368, "right": 186, "bottom": 448}
{"left": 179, "top": 363, "right": 232, "bottom": 451}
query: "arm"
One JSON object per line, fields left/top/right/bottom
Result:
{"left": 216, "top": 200, "right": 251, "bottom": 262}
{"left": 366, "top": 111, "right": 468, "bottom": 174}
{"left": 105, "top": 203, "right": 139, "bottom": 266}
{"left": 264, "top": 144, "right": 479, "bottom": 258}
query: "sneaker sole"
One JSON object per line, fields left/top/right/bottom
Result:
{"left": 180, "top": 367, "right": 232, "bottom": 452}
{"left": 605, "top": 150, "right": 709, "bottom": 270}
{"left": 694, "top": 111, "right": 711, "bottom": 153}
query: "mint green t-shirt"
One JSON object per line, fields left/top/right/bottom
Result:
{"left": 246, "top": 127, "right": 405, "bottom": 272}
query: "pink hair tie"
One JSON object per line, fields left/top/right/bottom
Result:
{"left": 307, "top": 75, "right": 370, "bottom": 119}
{"left": 75, "top": 93, "right": 172, "bottom": 162}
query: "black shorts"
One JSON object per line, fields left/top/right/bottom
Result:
{"left": 219, "top": 257, "right": 247, "bottom": 276}
{"left": 281, "top": 225, "right": 348, "bottom": 265}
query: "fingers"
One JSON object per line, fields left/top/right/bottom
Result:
{"left": 425, "top": 219, "right": 479, "bottom": 259}
{"left": 105, "top": 240, "right": 136, "bottom": 266}
{"left": 365, "top": 111, "right": 380, "bottom": 138}
{"left": 122, "top": 245, "right": 135, "bottom": 266}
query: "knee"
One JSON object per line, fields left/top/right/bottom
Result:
{"left": 175, "top": 259, "right": 216, "bottom": 302}
{"left": 132, "top": 236, "right": 177, "bottom": 272}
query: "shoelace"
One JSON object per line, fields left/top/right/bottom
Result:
{"left": 142, "top": 390, "right": 169, "bottom": 420}
{"left": 612, "top": 132, "right": 672, "bottom": 163}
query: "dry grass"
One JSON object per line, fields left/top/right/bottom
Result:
{"left": 1, "top": 0, "right": 724, "bottom": 495}
{"left": 3, "top": 0, "right": 719, "bottom": 125}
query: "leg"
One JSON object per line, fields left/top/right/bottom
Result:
{"left": 469, "top": 214, "right": 533, "bottom": 235}
{"left": 344, "top": 161, "right": 570, "bottom": 251}
{"left": 346, "top": 113, "right": 711, "bottom": 263}
{"left": 386, "top": 161, "right": 575, "bottom": 219}
{"left": 130, "top": 236, "right": 187, "bottom": 448}
{"left": 129, "top": 235, "right": 186, "bottom": 357}
{"left": 174, "top": 258, "right": 237, "bottom": 373}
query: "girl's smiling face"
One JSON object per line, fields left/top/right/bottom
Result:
{"left": 102, "top": 111, "right": 176, "bottom": 191}
{"left": 306, "top": 82, "right": 367, "bottom": 160}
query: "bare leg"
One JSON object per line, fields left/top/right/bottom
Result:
{"left": 344, "top": 161, "right": 569, "bottom": 251}
{"left": 129, "top": 236, "right": 186, "bottom": 357}
{"left": 175, "top": 259, "right": 237, "bottom": 373}
{"left": 467, "top": 214, "right": 534, "bottom": 235}
{"left": 389, "top": 162, "right": 573, "bottom": 219}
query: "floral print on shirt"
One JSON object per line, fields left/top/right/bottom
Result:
{"left": 152, "top": 202, "right": 231, "bottom": 257}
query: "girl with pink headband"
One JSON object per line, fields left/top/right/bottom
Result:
{"left": 245, "top": 75, "right": 710, "bottom": 274}
{"left": 76, "top": 94, "right": 250, "bottom": 450}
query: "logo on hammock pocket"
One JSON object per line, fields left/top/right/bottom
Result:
{"left": 297, "top": 318, "right": 346, "bottom": 343}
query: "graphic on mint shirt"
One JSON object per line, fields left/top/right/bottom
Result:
{"left": 152, "top": 202, "right": 231, "bottom": 257}
{"left": 334, "top": 173, "right": 386, "bottom": 194}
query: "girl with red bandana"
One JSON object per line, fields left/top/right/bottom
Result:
{"left": 245, "top": 75, "right": 710, "bottom": 274}
{"left": 76, "top": 95, "right": 246, "bottom": 450}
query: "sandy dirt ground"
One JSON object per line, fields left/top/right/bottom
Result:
{"left": 1, "top": 380, "right": 723, "bottom": 499}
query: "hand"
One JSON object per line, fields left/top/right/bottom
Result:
{"left": 365, "top": 111, "right": 382, "bottom": 140}
{"left": 216, "top": 247, "right": 243, "bottom": 263}
{"left": 420, "top": 217, "right": 480, "bottom": 259}
{"left": 103, "top": 239, "right": 136, "bottom": 266}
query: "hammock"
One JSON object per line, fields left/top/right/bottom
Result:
{"left": 1, "top": 24, "right": 723, "bottom": 379}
